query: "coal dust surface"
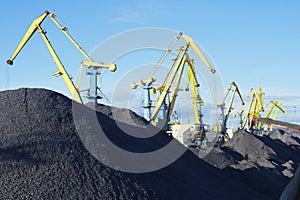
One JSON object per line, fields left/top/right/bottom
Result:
{"left": 203, "top": 129, "right": 300, "bottom": 199}
{"left": 0, "top": 88, "right": 269, "bottom": 199}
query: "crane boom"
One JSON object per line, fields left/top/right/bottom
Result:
{"left": 48, "top": 13, "right": 92, "bottom": 62}
{"left": 6, "top": 10, "right": 116, "bottom": 104}
{"left": 265, "top": 100, "right": 286, "bottom": 118}
{"left": 223, "top": 82, "right": 244, "bottom": 123}
{"left": 7, "top": 11, "right": 50, "bottom": 65}
{"left": 131, "top": 32, "right": 216, "bottom": 90}
{"left": 217, "top": 81, "right": 244, "bottom": 133}
{"left": 131, "top": 32, "right": 182, "bottom": 89}
{"left": 6, "top": 11, "right": 82, "bottom": 103}
{"left": 182, "top": 34, "right": 215, "bottom": 74}
{"left": 262, "top": 100, "right": 287, "bottom": 130}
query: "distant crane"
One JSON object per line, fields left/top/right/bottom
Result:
{"left": 216, "top": 81, "right": 244, "bottom": 136}
{"left": 261, "top": 100, "right": 287, "bottom": 130}
{"left": 6, "top": 10, "right": 116, "bottom": 104}
{"left": 131, "top": 32, "right": 216, "bottom": 148}
{"left": 236, "top": 87, "right": 264, "bottom": 132}
{"left": 235, "top": 87, "right": 288, "bottom": 133}
{"left": 131, "top": 32, "right": 215, "bottom": 126}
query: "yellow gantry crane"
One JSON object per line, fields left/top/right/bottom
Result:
{"left": 7, "top": 10, "right": 116, "bottom": 104}
{"left": 240, "top": 87, "right": 264, "bottom": 131}
{"left": 131, "top": 32, "right": 215, "bottom": 129}
{"left": 262, "top": 100, "right": 287, "bottom": 130}
{"left": 217, "top": 81, "right": 244, "bottom": 134}
{"left": 130, "top": 33, "right": 215, "bottom": 89}
{"left": 235, "top": 88, "right": 288, "bottom": 133}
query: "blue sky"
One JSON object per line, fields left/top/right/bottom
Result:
{"left": 0, "top": 1, "right": 299, "bottom": 124}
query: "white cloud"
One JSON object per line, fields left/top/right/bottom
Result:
{"left": 111, "top": 1, "right": 169, "bottom": 23}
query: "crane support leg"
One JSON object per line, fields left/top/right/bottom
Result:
{"left": 37, "top": 26, "right": 83, "bottom": 104}
{"left": 143, "top": 84, "right": 152, "bottom": 121}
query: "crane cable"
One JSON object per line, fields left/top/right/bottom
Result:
{"left": 6, "top": 65, "right": 10, "bottom": 89}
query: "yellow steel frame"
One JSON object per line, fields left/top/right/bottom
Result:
{"left": 241, "top": 87, "right": 264, "bottom": 129}
{"left": 131, "top": 31, "right": 216, "bottom": 125}
{"left": 166, "top": 54, "right": 187, "bottom": 119}
{"left": 185, "top": 55, "right": 203, "bottom": 124}
{"left": 217, "top": 81, "right": 244, "bottom": 131}
{"left": 7, "top": 10, "right": 116, "bottom": 104}
{"left": 150, "top": 45, "right": 189, "bottom": 121}
{"left": 131, "top": 32, "right": 216, "bottom": 89}
{"left": 181, "top": 34, "right": 215, "bottom": 73}
{"left": 263, "top": 100, "right": 287, "bottom": 130}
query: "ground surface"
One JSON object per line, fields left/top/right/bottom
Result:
{"left": 0, "top": 88, "right": 267, "bottom": 200}
{"left": 0, "top": 88, "right": 298, "bottom": 199}
{"left": 203, "top": 129, "right": 300, "bottom": 199}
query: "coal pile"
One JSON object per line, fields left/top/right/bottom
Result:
{"left": 203, "top": 129, "right": 300, "bottom": 199}
{"left": 269, "top": 129, "right": 300, "bottom": 147}
{"left": 0, "top": 88, "right": 266, "bottom": 199}
{"left": 86, "top": 102, "right": 150, "bottom": 128}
